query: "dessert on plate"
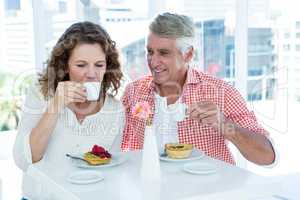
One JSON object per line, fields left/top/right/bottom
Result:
{"left": 165, "top": 143, "right": 193, "bottom": 159}
{"left": 83, "top": 145, "right": 112, "bottom": 165}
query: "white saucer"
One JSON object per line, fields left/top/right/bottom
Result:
{"left": 67, "top": 170, "right": 104, "bottom": 184}
{"left": 183, "top": 162, "right": 218, "bottom": 175}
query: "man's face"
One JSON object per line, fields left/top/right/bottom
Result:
{"left": 146, "top": 32, "right": 188, "bottom": 87}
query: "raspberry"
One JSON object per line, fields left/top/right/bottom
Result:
{"left": 104, "top": 151, "right": 112, "bottom": 158}
{"left": 91, "top": 145, "right": 111, "bottom": 158}
{"left": 92, "top": 145, "right": 105, "bottom": 156}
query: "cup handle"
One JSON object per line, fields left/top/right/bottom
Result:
{"left": 184, "top": 104, "right": 189, "bottom": 119}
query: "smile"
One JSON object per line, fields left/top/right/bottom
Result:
{"left": 153, "top": 69, "right": 166, "bottom": 73}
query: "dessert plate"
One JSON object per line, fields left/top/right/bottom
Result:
{"left": 183, "top": 162, "right": 218, "bottom": 175}
{"left": 69, "top": 152, "right": 129, "bottom": 169}
{"left": 67, "top": 170, "right": 104, "bottom": 184}
{"left": 159, "top": 149, "right": 205, "bottom": 162}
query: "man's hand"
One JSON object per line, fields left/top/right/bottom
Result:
{"left": 187, "top": 102, "right": 222, "bottom": 127}
{"left": 186, "top": 101, "right": 275, "bottom": 165}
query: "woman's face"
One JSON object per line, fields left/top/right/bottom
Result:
{"left": 67, "top": 43, "right": 106, "bottom": 83}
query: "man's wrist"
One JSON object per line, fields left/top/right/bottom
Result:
{"left": 221, "top": 118, "right": 239, "bottom": 141}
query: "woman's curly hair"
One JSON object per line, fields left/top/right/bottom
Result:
{"left": 39, "top": 21, "right": 123, "bottom": 99}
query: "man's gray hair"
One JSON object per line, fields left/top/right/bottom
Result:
{"left": 149, "top": 12, "right": 195, "bottom": 54}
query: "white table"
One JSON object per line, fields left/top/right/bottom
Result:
{"left": 267, "top": 173, "right": 300, "bottom": 200}
{"left": 26, "top": 151, "right": 283, "bottom": 200}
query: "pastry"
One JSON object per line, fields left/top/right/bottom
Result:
{"left": 83, "top": 145, "right": 112, "bottom": 165}
{"left": 165, "top": 143, "right": 193, "bottom": 159}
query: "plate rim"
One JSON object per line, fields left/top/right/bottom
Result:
{"left": 67, "top": 170, "right": 104, "bottom": 184}
{"left": 183, "top": 162, "right": 218, "bottom": 175}
{"left": 159, "top": 149, "right": 205, "bottom": 162}
{"left": 70, "top": 152, "right": 128, "bottom": 169}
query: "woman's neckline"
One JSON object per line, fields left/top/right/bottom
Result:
{"left": 67, "top": 94, "right": 108, "bottom": 124}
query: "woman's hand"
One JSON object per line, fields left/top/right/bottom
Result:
{"left": 51, "top": 81, "right": 87, "bottom": 111}
{"left": 29, "top": 81, "right": 86, "bottom": 163}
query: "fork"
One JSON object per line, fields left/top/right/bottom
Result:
{"left": 66, "top": 154, "right": 88, "bottom": 163}
{"left": 160, "top": 152, "right": 168, "bottom": 157}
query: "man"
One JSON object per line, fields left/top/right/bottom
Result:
{"left": 121, "top": 12, "right": 275, "bottom": 165}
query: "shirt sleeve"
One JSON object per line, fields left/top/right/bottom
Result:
{"left": 120, "top": 84, "right": 131, "bottom": 151}
{"left": 120, "top": 83, "right": 140, "bottom": 151}
{"left": 13, "top": 83, "right": 46, "bottom": 171}
{"left": 224, "top": 84, "right": 278, "bottom": 166}
{"left": 224, "top": 84, "right": 269, "bottom": 136}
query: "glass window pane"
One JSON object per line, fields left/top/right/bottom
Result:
{"left": 247, "top": 80, "right": 262, "bottom": 101}
{"left": 296, "top": 21, "right": 300, "bottom": 29}
{"left": 247, "top": 0, "right": 300, "bottom": 176}
{"left": 4, "top": 0, "right": 20, "bottom": 11}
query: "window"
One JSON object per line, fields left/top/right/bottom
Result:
{"left": 283, "top": 56, "right": 290, "bottom": 62}
{"left": 110, "top": 0, "right": 124, "bottom": 4}
{"left": 296, "top": 21, "right": 300, "bottom": 29}
{"left": 296, "top": 89, "right": 300, "bottom": 101}
{"left": 294, "top": 56, "right": 300, "bottom": 64}
{"left": 4, "top": 0, "right": 20, "bottom": 11}
{"left": 202, "top": 19, "right": 227, "bottom": 78}
{"left": 283, "top": 44, "right": 290, "bottom": 51}
{"left": 266, "top": 78, "right": 276, "bottom": 99}
{"left": 58, "top": 1, "right": 67, "bottom": 13}
{"left": 247, "top": 0, "right": 300, "bottom": 177}
{"left": 248, "top": 67, "right": 263, "bottom": 76}
{"left": 122, "top": 39, "right": 148, "bottom": 80}
{"left": 284, "top": 32, "right": 291, "bottom": 39}
{"left": 247, "top": 80, "right": 262, "bottom": 101}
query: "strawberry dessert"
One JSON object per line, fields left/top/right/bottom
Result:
{"left": 83, "top": 145, "right": 112, "bottom": 165}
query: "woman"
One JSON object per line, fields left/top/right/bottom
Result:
{"left": 13, "top": 21, "right": 124, "bottom": 199}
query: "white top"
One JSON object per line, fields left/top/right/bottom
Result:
{"left": 13, "top": 83, "right": 124, "bottom": 199}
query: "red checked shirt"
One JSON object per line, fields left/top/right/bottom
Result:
{"left": 121, "top": 68, "right": 269, "bottom": 165}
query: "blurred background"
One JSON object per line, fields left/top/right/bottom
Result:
{"left": 0, "top": 0, "right": 299, "bottom": 199}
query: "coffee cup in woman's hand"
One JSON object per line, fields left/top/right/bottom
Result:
{"left": 83, "top": 82, "right": 101, "bottom": 101}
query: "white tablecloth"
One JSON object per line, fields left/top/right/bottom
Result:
{"left": 26, "top": 151, "right": 284, "bottom": 200}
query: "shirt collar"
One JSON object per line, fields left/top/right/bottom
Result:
{"left": 186, "top": 67, "right": 201, "bottom": 84}
{"left": 149, "top": 67, "right": 201, "bottom": 92}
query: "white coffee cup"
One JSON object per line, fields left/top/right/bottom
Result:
{"left": 172, "top": 103, "right": 188, "bottom": 122}
{"left": 83, "top": 82, "right": 101, "bottom": 101}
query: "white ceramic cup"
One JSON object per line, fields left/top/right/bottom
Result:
{"left": 83, "top": 82, "right": 101, "bottom": 101}
{"left": 173, "top": 103, "right": 188, "bottom": 122}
